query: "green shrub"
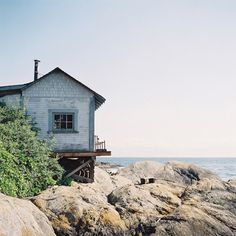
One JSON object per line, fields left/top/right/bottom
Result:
{"left": 0, "top": 144, "right": 29, "bottom": 197}
{"left": 0, "top": 104, "right": 64, "bottom": 197}
{"left": 58, "top": 176, "right": 73, "bottom": 186}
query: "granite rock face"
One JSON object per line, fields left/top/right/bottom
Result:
{"left": 119, "top": 160, "right": 221, "bottom": 185}
{"left": 32, "top": 161, "right": 236, "bottom": 236}
{"left": 0, "top": 193, "right": 56, "bottom": 236}
{"left": 32, "top": 184, "right": 127, "bottom": 236}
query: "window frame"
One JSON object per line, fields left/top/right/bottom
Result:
{"left": 48, "top": 109, "right": 79, "bottom": 133}
{"left": 52, "top": 112, "right": 74, "bottom": 132}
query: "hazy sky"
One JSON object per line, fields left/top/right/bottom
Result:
{"left": 1, "top": 0, "right": 236, "bottom": 157}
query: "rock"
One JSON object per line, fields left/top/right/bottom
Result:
{"left": 108, "top": 182, "right": 236, "bottom": 235}
{"left": 31, "top": 161, "right": 236, "bottom": 236}
{"left": 226, "top": 179, "right": 236, "bottom": 193}
{"left": 168, "top": 161, "right": 224, "bottom": 188}
{"left": 91, "top": 166, "right": 114, "bottom": 195}
{"left": 107, "top": 179, "right": 185, "bottom": 226}
{"left": 0, "top": 193, "right": 55, "bottom": 236}
{"left": 110, "top": 161, "right": 236, "bottom": 235}
{"left": 32, "top": 167, "right": 132, "bottom": 235}
{"left": 119, "top": 161, "right": 220, "bottom": 186}
{"left": 71, "top": 167, "right": 132, "bottom": 196}
{"left": 152, "top": 204, "right": 236, "bottom": 236}
{"left": 96, "top": 161, "right": 122, "bottom": 175}
{"left": 119, "top": 161, "right": 164, "bottom": 184}
{"left": 110, "top": 175, "right": 133, "bottom": 189}
{"left": 108, "top": 182, "right": 184, "bottom": 228}
{"left": 32, "top": 186, "right": 127, "bottom": 236}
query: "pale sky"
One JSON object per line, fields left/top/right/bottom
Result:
{"left": 1, "top": 0, "right": 236, "bottom": 157}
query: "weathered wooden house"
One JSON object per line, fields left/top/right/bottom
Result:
{"left": 0, "top": 60, "right": 111, "bottom": 182}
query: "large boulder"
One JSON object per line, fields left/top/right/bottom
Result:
{"left": 119, "top": 161, "right": 165, "bottom": 184}
{"left": 152, "top": 203, "right": 236, "bottom": 236}
{"left": 0, "top": 193, "right": 55, "bottom": 236}
{"left": 119, "top": 160, "right": 221, "bottom": 186}
{"left": 108, "top": 180, "right": 236, "bottom": 235}
{"left": 32, "top": 167, "right": 132, "bottom": 235}
{"left": 32, "top": 186, "right": 127, "bottom": 236}
{"left": 108, "top": 181, "right": 184, "bottom": 228}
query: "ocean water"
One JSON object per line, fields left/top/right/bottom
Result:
{"left": 97, "top": 157, "right": 236, "bottom": 181}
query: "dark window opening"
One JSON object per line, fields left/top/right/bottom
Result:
{"left": 53, "top": 113, "right": 74, "bottom": 131}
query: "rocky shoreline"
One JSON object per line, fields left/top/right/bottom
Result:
{"left": 0, "top": 161, "right": 236, "bottom": 236}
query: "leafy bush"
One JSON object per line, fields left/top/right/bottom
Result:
{"left": 0, "top": 104, "right": 64, "bottom": 197}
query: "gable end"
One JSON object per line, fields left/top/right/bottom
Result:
{"left": 22, "top": 67, "right": 105, "bottom": 110}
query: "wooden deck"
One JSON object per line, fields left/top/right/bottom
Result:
{"left": 55, "top": 150, "right": 111, "bottom": 158}
{"left": 55, "top": 136, "right": 111, "bottom": 158}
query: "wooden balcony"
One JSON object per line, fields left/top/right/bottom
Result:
{"left": 94, "top": 135, "right": 107, "bottom": 151}
{"left": 55, "top": 135, "right": 111, "bottom": 158}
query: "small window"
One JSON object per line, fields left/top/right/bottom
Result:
{"left": 53, "top": 113, "right": 74, "bottom": 131}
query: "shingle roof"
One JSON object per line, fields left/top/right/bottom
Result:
{"left": 0, "top": 68, "right": 106, "bottom": 110}
{"left": 0, "top": 83, "right": 32, "bottom": 91}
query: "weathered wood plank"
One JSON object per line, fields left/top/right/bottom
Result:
{"left": 65, "top": 158, "right": 94, "bottom": 178}
{"left": 56, "top": 151, "right": 111, "bottom": 157}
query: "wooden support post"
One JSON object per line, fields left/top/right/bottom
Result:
{"left": 90, "top": 157, "right": 96, "bottom": 181}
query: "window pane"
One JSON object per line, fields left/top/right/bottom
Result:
{"left": 67, "top": 122, "right": 72, "bottom": 129}
{"left": 54, "top": 121, "right": 61, "bottom": 129}
{"left": 62, "top": 115, "right": 67, "bottom": 122}
{"left": 54, "top": 114, "right": 60, "bottom": 122}
{"left": 61, "top": 121, "right": 66, "bottom": 129}
{"left": 67, "top": 115, "right": 73, "bottom": 122}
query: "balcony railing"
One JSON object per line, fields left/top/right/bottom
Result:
{"left": 94, "top": 135, "right": 106, "bottom": 151}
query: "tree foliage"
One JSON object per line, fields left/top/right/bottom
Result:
{"left": 0, "top": 103, "right": 64, "bottom": 197}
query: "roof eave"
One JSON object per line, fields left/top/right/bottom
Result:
{"left": 0, "top": 89, "right": 22, "bottom": 97}
{"left": 94, "top": 93, "right": 106, "bottom": 110}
